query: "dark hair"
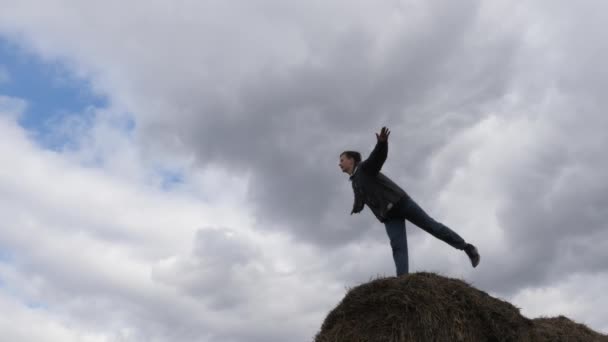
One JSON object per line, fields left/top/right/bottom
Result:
{"left": 340, "top": 151, "right": 362, "bottom": 165}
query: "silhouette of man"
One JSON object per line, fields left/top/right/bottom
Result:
{"left": 339, "top": 126, "right": 480, "bottom": 276}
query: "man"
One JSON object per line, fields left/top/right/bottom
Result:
{"left": 339, "top": 126, "right": 480, "bottom": 276}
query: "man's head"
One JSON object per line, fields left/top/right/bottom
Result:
{"left": 339, "top": 151, "right": 361, "bottom": 175}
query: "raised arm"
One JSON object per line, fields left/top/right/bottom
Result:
{"left": 360, "top": 127, "right": 390, "bottom": 175}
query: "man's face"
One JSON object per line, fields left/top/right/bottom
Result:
{"left": 339, "top": 154, "right": 355, "bottom": 174}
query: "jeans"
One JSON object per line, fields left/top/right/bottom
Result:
{"left": 384, "top": 195, "right": 467, "bottom": 276}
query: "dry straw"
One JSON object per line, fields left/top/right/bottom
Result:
{"left": 315, "top": 272, "right": 607, "bottom": 342}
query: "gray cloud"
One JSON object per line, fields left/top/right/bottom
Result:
{"left": 1, "top": 0, "right": 522, "bottom": 248}
{"left": 127, "top": 0, "right": 522, "bottom": 250}
{"left": 152, "top": 228, "right": 258, "bottom": 309}
{"left": 486, "top": 111, "right": 608, "bottom": 294}
{"left": 1, "top": 0, "right": 608, "bottom": 339}
{"left": 468, "top": 1, "right": 608, "bottom": 295}
{"left": 150, "top": 227, "right": 344, "bottom": 342}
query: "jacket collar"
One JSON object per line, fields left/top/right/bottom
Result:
{"left": 349, "top": 164, "right": 360, "bottom": 180}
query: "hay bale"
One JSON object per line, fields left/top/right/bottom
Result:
{"left": 314, "top": 272, "right": 607, "bottom": 342}
{"left": 532, "top": 316, "right": 608, "bottom": 342}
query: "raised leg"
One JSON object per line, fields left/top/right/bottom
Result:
{"left": 402, "top": 196, "right": 467, "bottom": 250}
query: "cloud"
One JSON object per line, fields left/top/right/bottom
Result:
{"left": 150, "top": 227, "right": 348, "bottom": 342}
{"left": 425, "top": 108, "right": 608, "bottom": 295}
{"left": 0, "top": 104, "right": 352, "bottom": 341}
{"left": 0, "top": 95, "right": 26, "bottom": 119}
{"left": 0, "top": 0, "right": 524, "bottom": 247}
{"left": 0, "top": 290, "right": 107, "bottom": 342}
{"left": 511, "top": 271, "right": 608, "bottom": 333}
{"left": 0, "top": 108, "right": 237, "bottom": 340}
{"left": 0, "top": 0, "right": 607, "bottom": 339}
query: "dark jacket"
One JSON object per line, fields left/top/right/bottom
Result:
{"left": 349, "top": 141, "right": 408, "bottom": 223}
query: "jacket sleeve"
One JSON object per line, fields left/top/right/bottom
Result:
{"left": 350, "top": 183, "right": 365, "bottom": 214}
{"left": 360, "top": 141, "right": 388, "bottom": 175}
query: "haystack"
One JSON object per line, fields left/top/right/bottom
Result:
{"left": 314, "top": 272, "right": 607, "bottom": 342}
{"left": 532, "top": 315, "right": 607, "bottom": 341}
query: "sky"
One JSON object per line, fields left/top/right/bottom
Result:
{"left": 0, "top": 0, "right": 607, "bottom": 341}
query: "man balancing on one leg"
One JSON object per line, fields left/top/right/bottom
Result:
{"left": 339, "top": 126, "right": 480, "bottom": 276}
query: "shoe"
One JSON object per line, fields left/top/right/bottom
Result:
{"left": 464, "top": 243, "right": 480, "bottom": 268}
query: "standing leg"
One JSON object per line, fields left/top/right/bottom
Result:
{"left": 384, "top": 218, "right": 409, "bottom": 276}
{"left": 402, "top": 196, "right": 467, "bottom": 250}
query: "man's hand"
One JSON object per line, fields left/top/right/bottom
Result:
{"left": 376, "top": 126, "right": 390, "bottom": 142}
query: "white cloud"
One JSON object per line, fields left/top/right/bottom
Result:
{"left": 0, "top": 105, "right": 351, "bottom": 341}
{"left": 0, "top": 291, "right": 109, "bottom": 342}
{"left": 511, "top": 272, "right": 608, "bottom": 333}
{"left": 0, "top": 0, "right": 607, "bottom": 339}
{"left": 0, "top": 95, "right": 26, "bottom": 120}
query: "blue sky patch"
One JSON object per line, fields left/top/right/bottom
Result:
{"left": 159, "top": 168, "right": 185, "bottom": 190}
{"left": 0, "top": 37, "right": 109, "bottom": 150}
{"left": 0, "top": 247, "right": 13, "bottom": 263}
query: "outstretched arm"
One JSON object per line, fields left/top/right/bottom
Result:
{"left": 360, "top": 127, "right": 390, "bottom": 175}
